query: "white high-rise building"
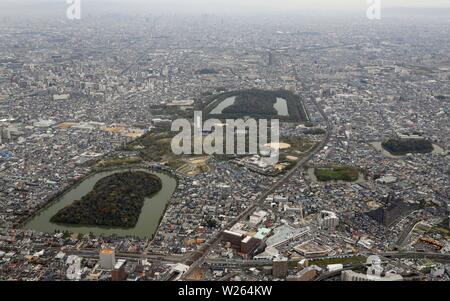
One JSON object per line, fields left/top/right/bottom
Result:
{"left": 318, "top": 210, "right": 339, "bottom": 230}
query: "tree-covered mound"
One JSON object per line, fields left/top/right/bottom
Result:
{"left": 195, "top": 68, "right": 218, "bottom": 75}
{"left": 50, "top": 171, "right": 162, "bottom": 228}
{"left": 382, "top": 138, "right": 433, "bottom": 156}
{"left": 314, "top": 166, "right": 360, "bottom": 182}
{"left": 203, "top": 89, "right": 309, "bottom": 122}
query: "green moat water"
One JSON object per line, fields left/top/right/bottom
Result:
{"left": 25, "top": 169, "right": 176, "bottom": 238}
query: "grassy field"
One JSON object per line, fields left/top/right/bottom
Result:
{"left": 176, "top": 156, "right": 211, "bottom": 176}
{"left": 127, "top": 130, "right": 214, "bottom": 173}
{"left": 127, "top": 131, "right": 185, "bottom": 169}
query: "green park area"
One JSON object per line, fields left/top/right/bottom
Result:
{"left": 96, "top": 156, "right": 143, "bottom": 168}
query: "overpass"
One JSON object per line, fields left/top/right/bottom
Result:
{"left": 380, "top": 252, "right": 450, "bottom": 262}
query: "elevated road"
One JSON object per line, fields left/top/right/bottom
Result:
{"left": 380, "top": 252, "right": 450, "bottom": 262}
{"left": 64, "top": 248, "right": 185, "bottom": 263}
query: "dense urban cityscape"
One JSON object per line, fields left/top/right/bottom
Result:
{"left": 0, "top": 0, "right": 450, "bottom": 286}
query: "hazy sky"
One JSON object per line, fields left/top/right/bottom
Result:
{"left": 6, "top": 0, "right": 449, "bottom": 7}
{"left": 1, "top": 0, "right": 450, "bottom": 16}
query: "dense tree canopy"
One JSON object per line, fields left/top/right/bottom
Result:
{"left": 51, "top": 171, "right": 162, "bottom": 228}
{"left": 314, "top": 166, "right": 359, "bottom": 182}
{"left": 382, "top": 139, "right": 433, "bottom": 155}
{"left": 205, "top": 89, "right": 309, "bottom": 122}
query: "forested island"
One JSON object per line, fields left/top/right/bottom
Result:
{"left": 50, "top": 171, "right": 162, "bottom": 228}
{"left": 381, "top": 138, "right": 433, "bottom": 155}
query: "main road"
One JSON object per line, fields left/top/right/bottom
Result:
{"left": 182, "top": 96, "right": 332, "bottom": 279}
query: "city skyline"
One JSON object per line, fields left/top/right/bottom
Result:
{"left": 1, "top": 0, "right": 450, "bottom": 17}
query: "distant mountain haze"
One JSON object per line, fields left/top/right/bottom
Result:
{"left": 0, "top": 0, "right": 450, "bottom": 17}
